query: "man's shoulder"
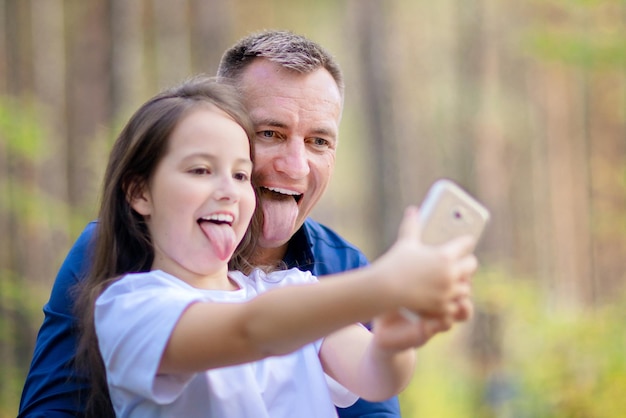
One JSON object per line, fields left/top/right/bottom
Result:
{"left": 303, "top": 218, "right": 360, "bottom": 250}
{"left": 302, "top": 218, "right": 369, "bottom": 275}
{"left": 46, "top": 221, "right": 99, "bottom": 311}
{"left": 57, "top": 220, "right": 99, "bottom": 281}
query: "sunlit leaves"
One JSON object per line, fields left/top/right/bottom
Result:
{"left": 0, "top": 97, "right": 47, "bottom": 161}
{"left": 523, "top": 0, "right": 626, "bottom": 69}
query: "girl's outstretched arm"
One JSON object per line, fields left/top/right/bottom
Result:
{"left": 159, "top": 207, "right": 476, "bottom": 377}
{"left": 159, "top": 267, "right": 395, "bottom": 374}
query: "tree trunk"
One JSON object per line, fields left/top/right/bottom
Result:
{"left": 349, "top": 0, "right": 400, "bottom": 255}
{"left": 152, "top": 0, "right": 192, "bottom": 88}
{"left": 110, "top": 0, "right": 145, "bottom": 117}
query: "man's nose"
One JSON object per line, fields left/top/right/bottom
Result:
{"left": 274, "top": 139, "right": 310, "bottom": 179}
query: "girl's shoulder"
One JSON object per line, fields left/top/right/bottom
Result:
{"left": 106, "top": 270, "right": 192, "bottom": 296}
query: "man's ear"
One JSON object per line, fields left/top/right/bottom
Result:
{"left": 127, "top": 181, "right": 152, "bottom": 216}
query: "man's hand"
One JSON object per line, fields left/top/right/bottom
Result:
{"left": 372, "top": 294, "right": 474, "bottom": 352}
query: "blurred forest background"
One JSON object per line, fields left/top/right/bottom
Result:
{"left": 1, "top": 0, "right": 625, "bottom": 417}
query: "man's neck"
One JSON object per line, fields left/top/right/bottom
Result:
{"left": 250, "top": 244, "right": 288, "bottom": 267}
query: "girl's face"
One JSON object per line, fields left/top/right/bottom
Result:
{"left": 131, "top": 106, "right": 255, "bottom": 287}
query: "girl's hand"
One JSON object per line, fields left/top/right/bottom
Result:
{"left": 371, "top": 206, "right": 478, "bottom": 318}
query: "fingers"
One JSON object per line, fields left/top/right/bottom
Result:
{"left": 392, "top": 206, "right": 479, "bottom": 322}
{"left": 433, "top": 284, "right": 473, "bottom": 323}
{"left": 444, "top": 237, "right": 478, "bottom": 290}
{"left": 452, "top": 296, "right": 474, "bottom": 321}
{"left": 396, "top": 206, "right": 421, "bottom": 241}
{"left": 420, "top": 317, "right": 453, "bottom": 339}
{"left": 440, "top": 236, "right": 478, "bottom": 283}
{"left": 441, "top": 234, "right": 477, "bottom": 259}
{"left": 451, "top": 280, "right": 471, "bottom": 301}
{"left": 376, "top": 298, "right": 474, "bottom": 350}
{"left": 459, "top": 254, "right": 479, "bottom": 277}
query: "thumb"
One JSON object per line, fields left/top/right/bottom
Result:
{"left": 396, "top": 206, "right": 421, "bottom": 241}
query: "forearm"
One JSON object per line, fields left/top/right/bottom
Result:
{"left": 356, "top": 343, "right": 415, "bottom": 401}
{"left": 161, "top": 267, "right": 399, "bottom": 374}
{"left": 321, "top": 324, "right": 415, "bottom": 402}
{"left": 245, "top": 269, "right": 395, "bottom": 354}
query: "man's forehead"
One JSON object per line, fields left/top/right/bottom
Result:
{"left": 239, "top": 59, "right": 342, "bottom": 99}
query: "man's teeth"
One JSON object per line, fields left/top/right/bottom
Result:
{"left": 266, "top": 186, "right": 299, "bottom": 196}
{"left": 200, "top": 214, "right": 234, "bottom": 224}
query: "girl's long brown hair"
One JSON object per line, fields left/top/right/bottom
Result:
{"left": 73, "top": 76, "right": 262, "bottom": 417}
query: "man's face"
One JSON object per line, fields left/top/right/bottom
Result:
{"left": 238, "top": 59, "right": 342, "bottom": 260}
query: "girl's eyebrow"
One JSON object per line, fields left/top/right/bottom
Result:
{"left": 182, "top": 153, "right": 253, "bottom": 166}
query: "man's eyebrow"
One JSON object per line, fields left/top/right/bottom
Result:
{"left": 253, "top": 118, "right": 337, "bottom": 139}
{"left": 310, "top": 127, "right": 337, "bottom": 139}
{"left": 253, "top": 118, "right": 287, "bottom": 129}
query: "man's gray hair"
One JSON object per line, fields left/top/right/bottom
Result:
{"left": 217, "top": 30, "right": 344, "bottom": 97}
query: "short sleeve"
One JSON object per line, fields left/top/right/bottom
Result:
{"left": 95, "top": 273, "right": 202, "bottom": 403}
{"left": 325, "top": 374, "right": 359, "bottom": 408}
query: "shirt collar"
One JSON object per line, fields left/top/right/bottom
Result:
{"left": 282, "top": 222, "right": 315, "bottom": 272}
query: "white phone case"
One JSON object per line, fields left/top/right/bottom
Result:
{"left": 419, "top": 179, "right": 490, "bottom": 246}
{"left": 399, "top": 179, "right": 489, "bottom": 323}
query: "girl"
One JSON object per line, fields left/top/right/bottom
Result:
{"left": 76, "top": 76, "right": 477, "bottom": 417}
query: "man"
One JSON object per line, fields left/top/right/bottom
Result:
{"left": 19, "top": 30, "right": 471, "bottom": 417}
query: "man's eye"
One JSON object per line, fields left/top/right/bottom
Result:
{"left": 259, "top": 130, "right": 275, "bottom": 138}
{"left": 310, "top": 137, "right": 331, "bottom": 148}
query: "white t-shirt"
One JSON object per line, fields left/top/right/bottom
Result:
{"left": 95, "top": 268, "right": 358, "bottom": 418}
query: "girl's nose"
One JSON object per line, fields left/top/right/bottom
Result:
{"left": 214, "top": 176, "right": 239, "bottom": 201}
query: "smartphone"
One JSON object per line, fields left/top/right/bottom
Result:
{"left": 419, "top": 179, "right": 490, "bottom": 247}
{"left": 400, "top": 179, "right": 490, "bottom": 323}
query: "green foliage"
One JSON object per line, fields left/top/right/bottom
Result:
{"left": 0, "top": 95, "right": 71, "bottom": 231}
{"left": 522, "top": 0, "right": 626, "bottom": 69}
{"left": 510, "top": 298, "right": 626, "bottom": 417}
{"left": 0, "top": 97, "right": 90, "bottom": 417}
{"left": 525, "top": 30, "right": 626, "bottom": 69}
{"left": 0, "top": 96, "right": 47, "bottom": 161}
{"left": 0, "top": 270, "right": 49, "bottom": 418}
{"left": 0, "top": 178, "right": 73, "bottom": 233}
{"left": 400, "top": 268, "right": 626, "bottom": 418}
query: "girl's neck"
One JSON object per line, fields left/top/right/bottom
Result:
{"left": 153, "top": 263, "right": 238, "bottom": 291}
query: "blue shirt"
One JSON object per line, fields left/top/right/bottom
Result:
{"left": 18, "top": 219, "right": 401, "bottom": 417}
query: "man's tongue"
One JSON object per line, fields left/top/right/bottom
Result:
{"left": 261, "top": 197, "right": 298, "bottom": 243}
{"left": 199, "top": 222, "right": 237, "bottom": 261}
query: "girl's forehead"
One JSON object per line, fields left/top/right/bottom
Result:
{"left": 167, "top": 106, "right": 251, "bottom": 157}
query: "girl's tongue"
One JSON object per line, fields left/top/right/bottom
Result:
{"left": 199, "top": 222, "right": 237, "bottom": 261}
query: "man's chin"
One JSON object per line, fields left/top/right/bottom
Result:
{"left": 258, "top": 234, "right": 292, "bottom": 250}
{"left": 253, "top": 235, "right": 292, "bottom": 265}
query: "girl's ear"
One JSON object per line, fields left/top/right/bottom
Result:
{"left": 128, "top": 181, "right": 152, "bottom": 216}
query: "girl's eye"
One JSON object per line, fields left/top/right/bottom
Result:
{"left": 190, "top": 167, "right": 211, "bottom": 175}
{"left": 234, "top": 172, "right": 250, "bottom": 182}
